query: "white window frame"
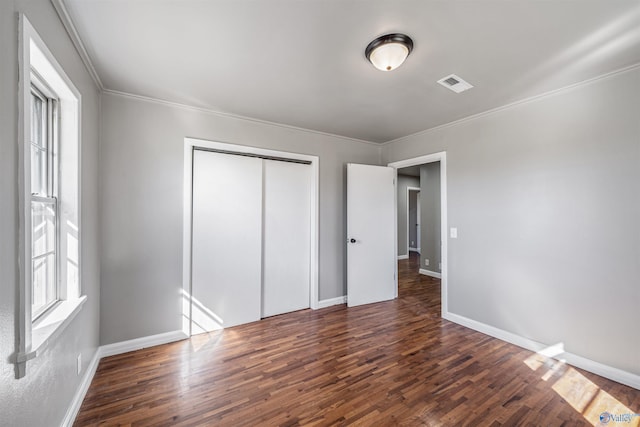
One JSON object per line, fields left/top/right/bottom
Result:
{"left": 15, "top": 14, "right": 85, "bottom": 379}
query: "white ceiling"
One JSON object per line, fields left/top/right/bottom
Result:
{"left": 63, "top": 0, "right": 640, "bottom": 143}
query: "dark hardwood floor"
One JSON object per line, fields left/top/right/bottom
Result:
{"left": 75, "top": 253, "right": 639, "bottom": 426}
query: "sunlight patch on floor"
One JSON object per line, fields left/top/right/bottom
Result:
{"left": 525, "top": 345, "right": 638, "bottom": 426}
{"left": 583, "top": 388, "right": 640, "bottom": 427}
{"left": 552, "top": 367, "right": 599, "bottom": 413}
{"left": 524, "top": 342, "right": 565, "bottom": 372}
{"left": 541, "top": 360, "right": 565, "bottom": 382}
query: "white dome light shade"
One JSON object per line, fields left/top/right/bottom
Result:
{"left": 365, "top": 33, "right": 414, "bottom": 72}
{"left": 369, "top": 43, "right": 409, "bottom": 71}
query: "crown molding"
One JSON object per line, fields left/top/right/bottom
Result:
{"left": 41, "top": 2, "right": 640, "bottom": 146}
{"left": 382, "top": 61, "right": 640, "bottom": 146}
{"left": 103, "top": 89, "right": 381, "bottom": 147}
{"left": 52, "top": 0, "right": 378, "bottom": 147}
{"left": 50, "top": 0, "right": 104, "bottom": 90}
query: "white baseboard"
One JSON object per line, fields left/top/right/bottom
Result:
{"left": 397, "top": 254, "right": 409, "bottom": 260}
{"left": 62, "top": 330, "right": 188, "bottom": 426}
{"left": 318, "top": 296, "right": 347, "bottom": 308}
{"left": 62, "top": 316, "right": 639, "bottom": 426}
{"left": 443, "top": 311, "right": 640, "bottom": 391}
{"left": 409, "top": 247, "right": 421, "bottom": 253}
{"left": 61, "top": 348, "right": 101, "bottom": 427}
{"left": 419, "top": 268, "right": 441, "bottom": 279}
{"left": 100, "top": 330, "right": 188, "bottom": 358}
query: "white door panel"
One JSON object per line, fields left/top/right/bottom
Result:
{"left": 347, "top": 164, "right": 396, "bottom": 307}
{"left": 191, "top": 150, "right": 262, "bottom": 331}
{"left": 262, "top": 160, "right": 311, "bottom": 317}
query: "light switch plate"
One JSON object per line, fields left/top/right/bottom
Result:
{"left": 450, "top": 228, "right": 458, "bottom": 239}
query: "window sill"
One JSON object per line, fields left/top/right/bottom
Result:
{"left": 15, "top": 296, "right": 87, "bottom": 363}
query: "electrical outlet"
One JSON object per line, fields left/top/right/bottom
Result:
{"left": 411, "top": 241, "right": 414, "bottom": 246}
{"left": 425, "top": 259, "right": 429, "bottom": 266}
{"left": 77, "top": 354, "right": 82, "bottom": 375}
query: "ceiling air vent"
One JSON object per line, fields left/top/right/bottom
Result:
{"left": 444, "top": 76, "right": 459, "bottom": 86}
{"left": 437, "top": 74, "right": 473, "bottom": 93}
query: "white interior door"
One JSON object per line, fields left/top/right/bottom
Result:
{"left": 262, "top": 160, "right": 311, "bottom": 317}
{"left": 191, "top": 150, "right": 262, "bottom": 332}
{"left": 347, "top": 163, "right": 396, "bottom": 307}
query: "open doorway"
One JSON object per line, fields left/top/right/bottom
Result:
{"left": 389, "top": 153, "right": 447, "bottom": 317}
{"left": 408, "top": 187, "right": 421, "bottom": 255}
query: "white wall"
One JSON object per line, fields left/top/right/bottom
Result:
{"left": 396, "top": 174, "right": 420, "bottom": 257}
{"left": 99, "top": 92, "right": 380, "bottom": 345}
{"left": 382, "top": 67, "right": 640, "bottom": 376}
{"left": 0, "top": 1, "right": 101, "bottom": 425}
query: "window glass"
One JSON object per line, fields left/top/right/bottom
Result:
{"left": 30, "top": 86, "right": 57, "bottom": 318}
{"left": 30, "top": 91, "right": 48, "bottom": 196}
{"left": 31, "top": 200, "right": 57, "bottom": 316}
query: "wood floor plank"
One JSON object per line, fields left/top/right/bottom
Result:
{"left": 75, "top": 253, "right": 640, "bottom": 426}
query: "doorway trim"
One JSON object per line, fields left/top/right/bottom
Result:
{"left": 388, "top": 152, "right": 448, "bottom": 317}
{"left": 406, "top": 186, "right": 421, "bottom": 255}
{"left": 182, "top": 137, "right": 320, "bottom": 336}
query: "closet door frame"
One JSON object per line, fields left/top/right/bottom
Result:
{"left": 182, "top": 137, "right": 319, "bottom": 336}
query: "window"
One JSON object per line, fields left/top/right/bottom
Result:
{"left": 15, "top": 14, "right": 84, "bottom": 378}
{"left": 30, "top": 79, "right": 59, "bottom": 319}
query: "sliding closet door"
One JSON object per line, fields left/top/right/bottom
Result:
{"left": 191, "top": 150, "right": 262, "bottom": 332}
{"left": 262, "top": 160, "right": 311, "bottom": 318}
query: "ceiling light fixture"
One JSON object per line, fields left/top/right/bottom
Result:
{"left": 365, "top": 33, "right": 414, "bottom": 72}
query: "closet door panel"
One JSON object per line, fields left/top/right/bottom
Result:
{"left": 191, "top": 150, "right": 262, "bottom": 332}
{"left": 262, "top": 160, "right": 311, "bottom": 318}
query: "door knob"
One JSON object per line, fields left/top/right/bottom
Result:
{"left": 349, "top": 238, "right": 356, "bottom": 243}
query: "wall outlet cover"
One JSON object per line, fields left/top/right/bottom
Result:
{"left": 425, "top": 259, "right": 429, "bottom": 266}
